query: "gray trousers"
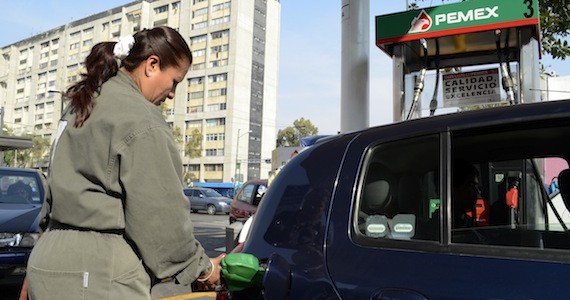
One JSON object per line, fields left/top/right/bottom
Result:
{"left": 26, "top": 229, "right": 151, "bottom": 300}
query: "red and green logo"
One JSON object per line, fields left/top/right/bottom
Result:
{"left": 408, "top": 10, "right": 432, "bottom": 33}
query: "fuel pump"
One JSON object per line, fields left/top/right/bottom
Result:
{"left": 375, "top": 0, "right": 541, "bottom": 122}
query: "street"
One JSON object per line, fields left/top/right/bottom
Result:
{"left": 1, "top": 213, "right": 229, "bottom": 300}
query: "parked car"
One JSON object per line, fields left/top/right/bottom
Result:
{"left": 184, "top": 187, "right": 232, "bottom": 215}
{"left": 0, "top": 167, "right": 46, "bottom": 283}
{"left": 229, "top": 179, "right": 267, "bottom": 224}
{"left": 226, "top": 101, "right": 570, "bottom": 299}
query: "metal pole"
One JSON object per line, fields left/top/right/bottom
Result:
{"left": 341, "top": 0, "right": 369, "bottom": 133}
{"left": 234, "top": 129, "right": 252, "bottom": 183}
{"left": 235, "top": 129, "right": 240, "bottom": 183}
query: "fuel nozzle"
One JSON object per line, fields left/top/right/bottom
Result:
{"left": 407, "top": 39, "right": 428, "bottom": 120}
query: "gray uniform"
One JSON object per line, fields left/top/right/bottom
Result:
{"left": 27, "top": 71, "right": 210, "bottom": 300}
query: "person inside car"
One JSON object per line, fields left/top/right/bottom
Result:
{"left": 451, "top": 159, "right": 481, "bottom": 229}
{"left": 7, "top": 181, "right": 33, "bottom": 203}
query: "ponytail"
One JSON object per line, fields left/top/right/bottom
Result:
{"left": 66, "top": 42, "right": 118, "bottom": 127}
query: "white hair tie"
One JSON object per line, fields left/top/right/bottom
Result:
{"left": 113, "top": 35, "right": 135, "bottom": 60}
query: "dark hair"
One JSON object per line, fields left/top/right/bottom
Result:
{"left": 452, "top": 159, "right": 479, "bottom": 188}
{"left": 65, "top": 26, "right": 192, "bottom": 127}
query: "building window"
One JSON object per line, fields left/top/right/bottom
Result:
{"left": 83, "top": 27, "right": 94, "bottom": 34}
{"left": 193, "top": 0, "right": 207, "bottom": 4}
{"left": 186, "top": 120, "right": 201, "bottom": 129}
{"left": 189, "top": 91, "right": 204, "bottom": 99}
{"left": 190, "top": 34, "right": 207, "bottom": 45}
{"left": 154, "top": 19, "right": 168, "bottom": 26}
{"left": 191, "top": 63, "right": 205, "bottom": 71}
{"left": 208, "top": 88, "right": 227, "bottom": 97}
{"left": 83, "top": 39, "right": 93, "bottom": 47}
{"left": 211, "top": 30, "right": 229, "bottom": 40}
{"left": 211, "top": 44, "right": 229, "bottom": 53}
{"left": 172, "top": 1, "right": 181, "bottom": 10}
{"left": 204, "top": 164, "right": 223, "bottom": 172}
{"left": 206, "top": 103, "right": 227, "bottom": 112}
{"left": 206, "top": 133, "right": 225, "bottom": 141}
{"left": 69, "top": 42, "right": 80, "bottom": 50}
{"left": 208, "top": 73, "right": 227, "bottom": 83}
{"left": 192, "top": 21, "right": 208, "bottom": 30}
{"left": 193, "top": 49, "right": 206, "bottom": 57}
{"left": 188, "top": 164, "right": 200, "bottom": 171}
{"left": 154, "top": 4, "right": 169, "bottom": 14}
{"left": 206, "top": 149, "right": 224, "bottom": 157}
{"left": 189, "top": 77, "right": 204, "bottom": 85}
{"left": 211, "top": 16, "right": 230, "bottom": 26}
{"left": 210, "top": 59, "right": 228, "bottom": 68}
{"left": 212, "top": 1, "right": 231, "bottom": 11}
{"left": 69, "top": 31, "right": 80, "bottom": 38}
{"left": 189, "top": 105, "right": 203, "bottom": 113}
{"left": 41, "top": 42, "right": 49, "bottom": 49}
{"left": 193, "top": 7, "right": 208, "bottom": 17}
{"left": 206, "top": 118, "right": 225, "bottom": 127}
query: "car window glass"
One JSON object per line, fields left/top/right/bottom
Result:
{"left": 451, "top": 122, "right": 570, "bottom": 251}
{"left": 357, "top": 135, "right": 440, "bottom": 242}
{"left": 239, "top": 184, "right": 255, "bottom": 204}
{"left": 253, "top": 185, "right": 267, "bottom": 206}
{"left": 192, "top": 189, "right": 200, "bottom": 197}
{"left": 0, "top": 172, "right": 41, "bottom": 204}
{"left": 204, "top": 189, "right": 222, "bottom": 197}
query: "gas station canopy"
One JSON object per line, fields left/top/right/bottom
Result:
{"left": 0, "top": 135, "right": 33, "bottom": 151}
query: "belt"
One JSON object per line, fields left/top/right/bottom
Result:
{"left": 48, "top": 219, "right": 125, "bottom": 235}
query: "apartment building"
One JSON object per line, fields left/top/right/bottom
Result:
{"left": 0, "top": 0, "right": 280, "bottom": 182}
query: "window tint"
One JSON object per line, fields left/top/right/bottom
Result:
{"left": 253, "top": 185, "right": 267, "bottom": 206}
{"left": 358, "top": 135, "right": 440, "bottom": 242}
{"left": 0, "top": 171, "right": 42, "bottom": 204}
{"left": 451, "top": 121, "right": 570, "bottom": 251}
{"left": 239, "top": 184, "right": 254, "bottom": 204}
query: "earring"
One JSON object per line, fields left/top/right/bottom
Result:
{"left": 146, "top": 71, "right": 152, "bottom": 77}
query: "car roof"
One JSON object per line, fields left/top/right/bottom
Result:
{"left": 363, "top": 101, "right": 570, "bottom": 135}
{"left": 243, "top": 179, "right": 268, "bottom": 186}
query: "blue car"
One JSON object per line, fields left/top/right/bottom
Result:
{"left": 0, "top": 167, "right": 46, "bottom": 283}
{"left": 230, "top": 100, "right": 570, "bottom": 299}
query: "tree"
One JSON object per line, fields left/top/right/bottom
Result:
{"left": 540, "top": 0, "right": 570, "bottom": 59}
{"left": 410, "top": 0, "right": 570, "bottom": 59}
{"left": 276, "top": 118, "right": 318, "bottom": 147}
{"left": 4, "top": 132, "right": 51, "bottom": 168}
{"left": 185, "top": 128, "right": 203, "bottom": 158}
{"left": 171, "top": 126, "right": 183, "bottom": 145}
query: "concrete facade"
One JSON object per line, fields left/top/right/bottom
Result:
{"left": 0, "top": 0, "right": 280, "bottom": 183}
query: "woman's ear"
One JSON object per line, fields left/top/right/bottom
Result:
{"left": 144, "top": 55, "right": 161, "bottom": 77}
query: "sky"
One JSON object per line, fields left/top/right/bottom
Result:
{"left": 1, "top": 0, "right": 569, "bottom": 135}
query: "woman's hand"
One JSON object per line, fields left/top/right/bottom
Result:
{"left": 206, "top": 253, "right": 226, "bottom": 285}
{"left": 196, "top": 253, "right": 226, "bottom": 290}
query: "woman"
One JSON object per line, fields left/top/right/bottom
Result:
{"left": 23, "top": 26, "right": 223, "bottom": 299}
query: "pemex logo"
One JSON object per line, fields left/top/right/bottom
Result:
{"left": 408, "top": 10, "right": 432, "bottom": 33}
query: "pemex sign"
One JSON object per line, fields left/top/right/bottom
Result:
{"left": 376, "top": 0, "right": 539, "bottom": 46}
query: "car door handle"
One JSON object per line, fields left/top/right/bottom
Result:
{"left": 371, "top": 288, "right": 428, "bottom": 300}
